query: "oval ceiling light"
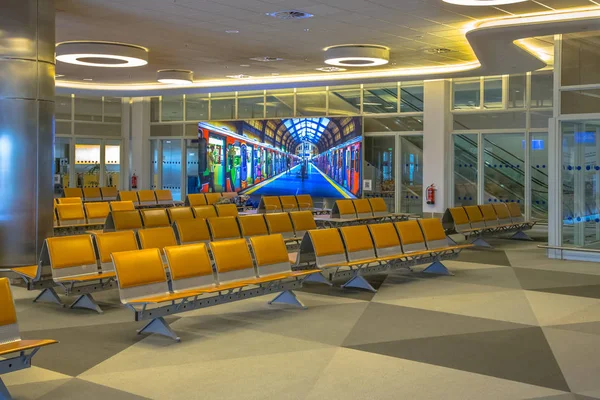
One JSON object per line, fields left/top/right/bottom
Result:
{"left": 157, "top": 69, "right": 194, "bottom": 85}
{"left": 324, "top": 45, "right": 390, "bottom": 67}
{"left": 442, "top": 0, "right": 526, "bottom": 5}
{"left": 56, "top": 41, "right": 148, "bottom": 68}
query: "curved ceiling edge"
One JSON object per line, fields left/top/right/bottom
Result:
{"left": 56, "top": 8, "right": 600, "bottom": 97}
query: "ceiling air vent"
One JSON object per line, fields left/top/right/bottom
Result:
{"left": 267, "top": 10, "right": 314, "bottom": 20}
{"left": 424, "top": 47, "right": 454, "bottom": 55}
{"left": 249, "top": 56, "right": 284, "bottom": 62}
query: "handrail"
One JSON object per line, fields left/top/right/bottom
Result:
{"left": 538, "top": 245, "right": 600, "bottom": 254}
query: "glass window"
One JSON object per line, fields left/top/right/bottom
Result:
{"left": 150, "top": 97, "right": 160, "bottom": 122}
{"left": 103, "top": 97, "right": 122, "bottom": 122}
{"left": 328, "top": 85, "right": 360, "bottom": 116}
{"left": 508, "top": 74, "right": 526, "bottom": 108}
{"left": 185, "top": 94, "right": 209, "bottom": 121}
{"left": 561, "top": 31, "right": 600, "bottom": 87}
{"left": 150, "top": 124, "right": 183, "bottom": 137}
{"left": 454, "top": 134, "right": 478, "bottom": 206}
{"left": 74, "top": 122, "right": 121, "bottom": 136}
{"left": 150, "top": 140, "right": 159, "bottom": 190}
{"left": 530, "top": 110, "right": 552, "bottom": 129}
{"left": 400, "top": 136, "right": 423, "bottom": 216}
{"left": 56, "top": 95, "right": 72, "bottom": 120}
{"left": 561, "top": 120, "right": 600, "bottom": 248}
{"left": 265, "top": 89, "right": 294, "bottom": 118}
{"left": 238, "top": 91, "right": 265, "bottom": 119}
{"left": 161, "top": 95, "right": 184, "bottom": 122}
{"left": 483, "top": 133, "right": 525, "bottom": 209}
{"left": 105, "top": 140, "right": 121, "bottom": 188}
{"left": 74, "top": 96, "right": 102, "bottom": 122}
{"left": 56, "top": 121, "right": 71, "bottom": 135}
{"left": 363, "top": 83, "right": 398, "bottom": 114}
{"left": 530, "top": 133, "right": 548, "bottom": 221}
{"left": 453, "top": 111, "right": 526, "bottom": 130}
{"left": 161, "top": 139, "right": 182, "bottom": 201}
{"left": 561, "top": 89, "right": 600, "bottom": 115}
{"left": 364, "top": 136, "right": 395, "bottom": 212}
{"left": 364, "top": 117, "right": 423, "bottom": 132}
{"left": 401, "top": 84, "right": 424, "bottom": 112}
{"left": 211, "top": 92, "right": 236, "bottom": 120}
{"left": 75, "top": 138, "right": 101, "bottom": 189}
{"left": 483, "top": 77, "right": 503, "bottom": 109}
{"left": 53, "top": 137, "right": 70, "bottom": 197}
{"left": 453, "top": 79, "right": 480, "bottom": 110}
{"left": 530, "top": 70, "right": 553, "bottom": 108}
{"left": 296, "top": 87, "right": 326, "bottom": 116}
{"left": 185, "top": 139, "right": 200, "bottom": 195}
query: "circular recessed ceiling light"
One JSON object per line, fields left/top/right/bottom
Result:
{"left": 442, "top": 0, "right": 526, "bottom": 5}
{"left": 157, "top": 69, "right": 194, "bottom": 85}
{"left": 324, "top": 45, "right": 390, "bottom": 67}
{"left": 56, "top": 41, "right": 148, "bottom": 68}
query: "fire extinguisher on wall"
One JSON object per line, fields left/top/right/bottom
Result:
{"left": 426, "top": 183, "right": 436, "bottom": 205}
{"left": 131, "top": 172, "right": 138, "bottom": 189}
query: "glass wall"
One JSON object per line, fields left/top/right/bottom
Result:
{"left": 364, "top": 136, "right": 395, "bottom": 212}
{"left": 399, "top": 136, "right": 423, "bottom": 215}
{"left": 453, "top": 134, "right": 478, "bottom": 206}
{"left": 161, "top": 139, "right": 182, "bottom": 201}
{"left": 105, "top": 140, "right": 121, "bottom": 188}
{"left": 530, "top": 133, "right": 549, "bottom": 220}
{"left": 483, "top": 133, "right": 525, "bottom": 209}
{"left": 186, "top": 139, "right": 200, "bottom": 195}
{"left": 75, "top": 139, "right": 101, "bottom": 188}
{"left": 150, "top": 140, "right": 159, "bottom": 190}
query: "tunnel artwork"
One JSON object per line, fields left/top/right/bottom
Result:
{"left": 193, "top": 117, "right": 362, "bottom": 199}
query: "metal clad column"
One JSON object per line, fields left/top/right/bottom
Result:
{"left": 0, "top": 0, "right": 55, "bottom": 266}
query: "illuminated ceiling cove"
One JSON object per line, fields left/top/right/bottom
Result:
{"left": 284, "top": 118, "right": 331, "bottom": 145}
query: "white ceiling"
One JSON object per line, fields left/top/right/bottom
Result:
{"left": 55, "top": 0, "right": 599, "bottom": 85}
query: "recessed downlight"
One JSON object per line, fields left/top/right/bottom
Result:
{"left": 324, "top": 45, "right": 390, "bottom": 67}
{"left": 56, "top": 74, "right": 65, "bottom": 78}
{"left": 56, "top": 41, "right": 148, "bottom": 68}
{"left": 250, "top": 56, "right": 284, "bottom": 62}
{"left": 226, "top": 74, "right": 252, "bottom": 79}
{"left": 316, "top": 66, "right": 347, "bottom": 72}
{"left": 83, "top": 78, "right": 93, "bottom": 81}
{"left": 267, "top": 10, "right": 314, "bottom": 20}
{"left": 157, "top": 69, "right": 193, "bottom": 85}
{"left": 442, "top": 0, "right": 526, "bottom": 5}
{"left": 225, "top": 30, "right": 240, "bottom": 34}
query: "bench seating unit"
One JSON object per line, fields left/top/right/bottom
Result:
{"left": 100, "top": 186, "right": 118, "bottom": 201}
{"left": 0, "top": 278, "right": 57, "bottom": 400}
{"left": 112, "top": 235, "right": 326, "bottom": 341}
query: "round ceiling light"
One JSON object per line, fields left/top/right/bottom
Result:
{"left": 157, "top": 69, "right": 194, "bottom": 85}
{"left": 442, "top": 0, "right": 526, "bottom": 5}
{"left": 56, "top": 41, "right": 148, "bottom": 68}
{"left": 324, "top": 45, "right": 390, "bottom": 67}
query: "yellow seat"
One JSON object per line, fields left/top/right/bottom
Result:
{"left": 207, "top": 216, "right": 242, "bottom": 241}
{"left": 295, "top": 194, "right": 313, "bottom": 210}
{"left": 84, "top": 202, "right": 110, "bottom": 224}
{"left": 289, "top": 211, "right": 317, "bottom": 238}
{"left": 262, "top": 196, "right": 283, "bottom": 213}
{"left": 100, "top": 186, "right": 118, "bottom": 200}
{"left": 333, "top": 200, "right": 357, "bottom": 219}
{"left": 118, "top": 191, "right": 139, "bottom": 205}
{"left": 187, "top": 193, "right": 207, "bottom": 206}
{"left": 237, "top": 215, "right": 269, "bottom": 237}
{"left": 63, "top": 188, "right": 83, "bottom": 198}
{"left": 368, "top": 198, "right": 388, "bottom": 216}
{"left": 464, "top": 205, "right": 487, "bottom": 229}
{"left": 250, "top": 234, "right": 320, "bottom": 280}
{"left": 155, "top": 189, "right": 173, "bottom": 205}
{"left": 210, "top": 239, "right": 258, "bottom": 285}
{"left": 479, "top": 204, "right": 500, "bottom": 227}
{"left": 112, "top": 210, "right": 143, "bottom": 231}
{"left": 352, "top": 199, "right": 373, "bottom": 218}
{"left": 418, "top": 218, "right": 451, "bottom": 250}
{"left": 83, "top": 187, "right": 102, "bottom": 201}
{"left": 46, "top": 235, "right": 114, "bottom": 281}
{"left": 368, "top": 223, "right": 404, "bottom": 258}
{"left": 339, "top": 225, "right": 376, "bottom": 262}
{"left": 193, "top": 205, "right": 217, "bottom": 219}
{"left": 221, "top": 192, "right": 238, "bottom": 200}
{"left": 507, "top": 202, "right": 525, "bottom": 223}
{"left": 448, "top": 207, "right": 472, "bottom": 233}
{"left": 307, "top": 228, "right": 347, "bottom": 267}
{"left": 140, "top": 209, "right": 170, "bottom": 228}
{"left": 165, "top": 243, "right": 215, "bottom": 293}
{"left": 215, "top": 203, "right": 239, "bottom": 217}
{"left": 265, "top": 213, "right": 295, "bottom": 239}
{"left": 93, "top": 230, "right": 139, "bottom": 270}
{"left": 279, "top": 196, "right": 299, "bottom": 212}
{"left": 174, "top": 218, "right": 211, "bottom": 244}
{"left": 57, "top": 197, "right": 83, "bottom": 204}
{"left": 56, "top": 203, "right": 86, "bottom": 226}
{"left": 138, "top": 227, "right": 177, "bottom": 254}
{"left": 395, "top": 221, "right": 428, "bottom": 253}
{"left": 110, "top": 201, "right": 135, "bottom": 212}
{"left": 137, "top": 190, "right": 157, "bottom": 206}
{"left": 493, "top": 203, "right": 513, "bottom": 225}
{"left": 205, "top": 192, "right": 222, "bottom": 205}
{"left": 167, "top": 207, "right": 195, "bottom": 223}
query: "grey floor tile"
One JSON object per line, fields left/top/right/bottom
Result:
{"left": 549, "top": 321, "right": 600, "bottom": 336}
{"left": 514, "top": 269, "right": 600, "bottom": 290}
{"left": 532, "top": 285, "right": 600, "bottom": 300}
{"left": 347, "top": 327, "right": 570, "bottom": 392}
{"left": 454, "top": 248, "right": 513, "bottom": 266}
{"left": 39, "top": 378, "right": 150, "bottom": 400}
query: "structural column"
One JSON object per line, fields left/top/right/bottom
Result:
{"left": 130, "top": 97, "right": 151, "bottom": 190}
{"left": 0, "top": 0, "right": 55, "bottom": 266}
{"left": 422, "top": 79, "right": 453, "bottom": 216}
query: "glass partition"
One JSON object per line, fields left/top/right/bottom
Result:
{"left": 483, "top": 133, "right": 525, "bottom": 209}
{"left": 103, "top": 97, "right": 122, "bottom": 122}
{"left": 74, "top": 96, "right": 102, "bottom": 122}
{"left": 161, "top": 139, "right": 182, "bottom": 201}
{"left": 162, "top": 95, "right": 184, "bottom": 122}
{"left": 363, "top": 83, "right": 398, "bottom": 114}
{"left": 483, "top": 77, "right": 503, "bottom": 109}
{"left": 186, "top": 94, "right": 209, "bottom": 121}
{"left": 211, "top": 92, "right": 236, "bottom": 120}
{"left": 75, "top": 139, "right": 101, "bottom": 188}
{"left": 364, "top": 136, "right": 395, "bottom": 212}
{"left": 238, "top": 91, "right": 265, "bottom": 120}
{"left": 54, "top": 137, "right": 70, "bottom": 197}
{"left": 453, "top": 79, "right": 480, "bottom": 110}
{"left": 508, "top": 75, "right": 526, "bottom": 109}
{"left": 453, "top": 134, "right": 478, "bottom": 206}
{"left": 186, "top": 139, "right": 200, "bottom": 195}
{"left": 150, "top": 140, "right": 159, "bottom": 190}
{"left": 400, "top": 136, "right": 423, "bottom": 215}
{"left": 105, "top": 140, "right": 121, "bottom": 188}
{"left": 296, "top": 87, "right": 326, "bottom": 116}
{"left": 328, "top": 85, "right": 360, "bottom": 116}
{"left": 530, "top": 70, "right": 553, "bottom": 108}
{"left": 265, "top": 89, "right": 294, "bottom": 118}
{"left": 530, "top": 133, "right": 549, "bottom": 221}
{"left": 400, "top": 84, "right": 424, "bottom": 113}
{"left": 56, "top": 95, "right": 72, "bottom": 120}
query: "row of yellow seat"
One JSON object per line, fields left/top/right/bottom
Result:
{"left": 64, "top": 186, "right": 118, "bottom": 201}
{"left": 258, "top": 195, "right": 314, "bottom": 213}
{"left": 295, "top": 218, "right": 472, "bottom": 291}
{"left": 53, "top": 200, "right": 138, "bottom": 226}
{"left": 184, "top": 192, "right": 238, "bottom": 206}
{"left": 331, "top": 198, "right": 390, "bottom": 219}
{"left": 63, "top": 187, "right": 175, "bottom": 205}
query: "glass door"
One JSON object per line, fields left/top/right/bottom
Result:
{"left": 364, "top": 136, "right": 396, "bottom": 212}
{"left": 161, "top": 139, "right": 182, "bottom": 201}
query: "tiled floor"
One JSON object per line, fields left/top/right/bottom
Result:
{"left": 6, "top": 231, "right": 600, "bottom": 399}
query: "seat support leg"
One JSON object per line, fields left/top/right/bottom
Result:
{"left": 69, "top": 294, "right": 103, "bottom": 314}
{"left": 0, "top": 377, "right": 12, "bottom": 400}
{"left": 33, "top": 287, "right": 62, "bottom": 306}
{"left": 269, "top": 290, "right": 306, "bottom": 309}
{"left": 302, "top": 272, "right": 332, "bottom": 286}
{"left": 138, "top": 317, "right": 180, "bottom": 342}
{"left": 341, "top": 275, "right": 376, "bottom": 293}
{"left": 447, "top": 235, "right": 458, "bottom": 246}
{"left": 510, "top": 230, "right": 533, "bottom": 241}
{"left": 422, "top": 261, "right": 454, "bottom": 276}
{"left": 470, "top": 237, "right": 492, "bottom": 248}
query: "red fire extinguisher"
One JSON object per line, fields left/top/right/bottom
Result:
{"left": 426, "top": 184, "right": 436, "bottom": 205}
{"left": 131, "top": 173, "right": 138, "bottom": 189}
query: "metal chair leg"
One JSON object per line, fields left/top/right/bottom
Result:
{"left": 268, "top": 290, "right": 306, "bottom": 309}
{"left": 138, "top": 317, "right": 180, "bottom": 342}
